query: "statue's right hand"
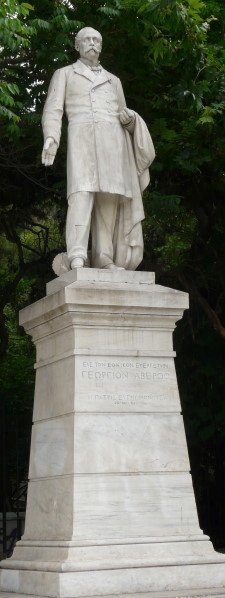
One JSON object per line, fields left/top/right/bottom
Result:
{"left": 42, "top": 137, "right": 58, "bottom": 166}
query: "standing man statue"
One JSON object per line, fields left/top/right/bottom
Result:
{"left": 42, "top": 27, "right": 155, "bottom": 272}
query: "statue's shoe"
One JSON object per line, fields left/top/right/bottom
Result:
{"left": 71, "top": 257, "right": 85, "bottom": 269}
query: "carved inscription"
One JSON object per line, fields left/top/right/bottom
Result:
{"left": 76, "top": 357, "right": 179, "bottom": 410}
{"left": 87, "top": 393, "right": 171, "bottom": 406}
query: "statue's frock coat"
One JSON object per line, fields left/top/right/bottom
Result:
{"left": 42, "top": 60, "right": 137, "bottom": 199}
{"left": 42, "top": 60, "right": 155, "bottom": 269}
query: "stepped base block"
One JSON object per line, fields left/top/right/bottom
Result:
{"left": 2, "top": 595, "right": 225, "bottom": 598}
{"left": 2, "top": 556, "right": 225, "bottom": 596}
{"left": 1, "top": 539, "right": 225, "bottom": 597}
{"left": 1, "top": 269, "right": 225, "bottom": 597}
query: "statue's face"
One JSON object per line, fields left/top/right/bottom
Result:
{"left": 76, "top": 28, "right": 102, "bottom": 61}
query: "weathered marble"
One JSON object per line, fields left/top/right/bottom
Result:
{"left": 1, "top": 591, "right": 225, "bottom": 598}
{"left": 42, "top": 28, "right": 155, "bottom": 271}
{"left": 1, "top": 269, "right": 225, "bottom": 598}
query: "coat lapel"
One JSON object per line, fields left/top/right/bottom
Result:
{"left": 72, "top": 60, "right": 96, "bottom": 83}
{"left": 72, "top": 60, "right": 112, "bottom": 88}
{"left": 92, "top": 69, "right": 112, "bottom": 89}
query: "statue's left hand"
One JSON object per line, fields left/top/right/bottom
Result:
{"left": 119, "top": 108, "right": 135, "bottom": 126}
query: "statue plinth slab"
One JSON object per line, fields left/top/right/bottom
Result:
{"left": 1, "top": 270, "right": 225, "bottom": 597}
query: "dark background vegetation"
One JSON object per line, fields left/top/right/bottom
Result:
{"left": 1, "top": 0, "right": 225, "bottom": 548}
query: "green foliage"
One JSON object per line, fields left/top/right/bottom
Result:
{"left": 0, "top": 0, "right": 35, "bottom": 125}
{"left": 0, "top": 0, "right": 35, "bottom": 50}
{"left": 0, "top": 0, "right": 83, "bottom": 133}
{"left": 0, "top": 305, "right": 35, "bottom": 413}
{"left": 143, "top": 191, "right": 198, "bottom": 271}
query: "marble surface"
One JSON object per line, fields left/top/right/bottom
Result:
{"left": 2, "top": 563, "right": 225, "bottom": 597}
{"left": 1, "top": 592, "right": 225, "bottom": 598}
{"left": 0, "top": 588, "right": 225, "bottom": 598}
{"left": 29, "top": 413, "right": 189, "bottom": 477}
{"left": 1, "top": 270, "right": 225, "bottom": 598}
{"left": 42, "top": 27, "right": 155, "bottom": 271}
{"left": 1, "top": 591, "right": 225, "bottom": 598}
{"left": 46, "top": 268, "right": 155, "bottom": 295}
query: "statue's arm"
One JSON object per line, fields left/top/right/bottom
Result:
{"left": 41, "top": 68, "right": 66, "bottom": 167}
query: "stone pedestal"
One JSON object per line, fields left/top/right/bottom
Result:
{"left": 1, "top": 269, "right": 225, "bottom": 598}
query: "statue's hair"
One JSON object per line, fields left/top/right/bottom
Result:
{"left": 75, "top": 27, "right": 102, "bottom": 48}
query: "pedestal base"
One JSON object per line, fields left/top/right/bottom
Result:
{"left": 1, "top": 591, "right": 225, "bottom": 598}
{"left": 1, "top": 270, "right": 225, "bottom": 597}
{"left": 1, "top": 557, "right": 225, "bottom": 596}
{"left": 1, "top": 537, "right": 225, "bottom": 596}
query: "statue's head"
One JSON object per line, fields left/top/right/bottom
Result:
{"left": 75, "top": 27, "right": 102, "bottom": 62}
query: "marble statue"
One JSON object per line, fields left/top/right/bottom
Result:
{"left": 42, "top": 27, "right": 155, "bottom": 273}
